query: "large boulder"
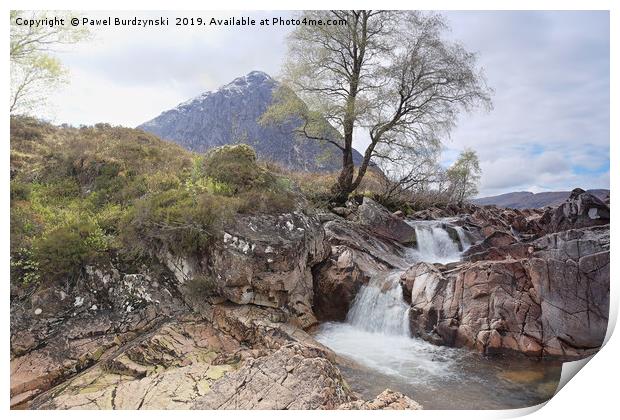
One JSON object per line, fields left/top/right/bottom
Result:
{"left": 322, "top": 218, "right": 412, "bottom": 269}
{"left": 212, "top": 211, "right": 329, "bottom": 329}
{"left": 312, "top": 247, "right": 375, "bottom": 321}
{"left": 402, "top": 260, "right": 544, "bottom": 354}
{"left": 463, "top": 230, "right": 534, "bottom": 262}
{"left": 160, "top": 211, "right": 330, "bottom": 329}
{"left": 527, "top": 225, "right": 610, "bottom": 356}
{"left": 356, "top": 197, "right": 417, "bottom": 245}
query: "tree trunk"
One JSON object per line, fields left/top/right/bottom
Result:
{"left": 332, "top": 124, "right": 355, "bottom": 203}
{"left": 329, "top": 11, "right": 367, "bottom": 204}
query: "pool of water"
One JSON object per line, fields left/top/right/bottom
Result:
{"left": 314, "top": 218, "right": 561, "bottom": 410}
{"left": 316, "top": 322, "right": 562, "bottom": 409}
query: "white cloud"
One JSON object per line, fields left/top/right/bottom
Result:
{"left": 36, "top": 10, "right": 609, "bottom": 196}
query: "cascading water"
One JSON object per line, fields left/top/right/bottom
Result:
{"left": 346, "top": 271, "right": 411, "bottom": 336}
{"left": 315, "top": 218, "right": 560, "bottom": 409}
{"left": 341, "top": 219, "right": 470, "bottom": 338}
{"left": 408, "top": 220, "right": 471, "bottom": 264}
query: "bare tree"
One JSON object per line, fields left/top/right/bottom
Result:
{"left": 264, "top": 11, "right": 492, "bottom": 203}
{"left": 375, "top": 139, "right": 441, "bottom": 203}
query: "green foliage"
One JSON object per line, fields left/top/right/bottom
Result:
{"left": 203, "top": 144, "right": 259, "bottom": 191}
{"left": 10, "top": 117, "right": 299, "bottom": 288}
{"left": 11, "top": 248, "right": 40, "bottom": 286}
{"left": 446, "top": 148, "right": 482, "bottom": 204}
{"left": 10, "top": 180, "right": 31, "bottom": 201}
{"left": 34, "top": 219, "right": 111, "bottom": 283}
{"left": 121, "top": 189, "right": 234, "bottom": 257}
{"left": 202, "top": 144, "right": 298, "bottom": 214}
{"left": 10, "top": 11, "right": 90, "bottom": 114}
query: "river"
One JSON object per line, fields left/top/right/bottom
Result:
{"left": 315, "top": 219, "right": 561, "bottom": 409}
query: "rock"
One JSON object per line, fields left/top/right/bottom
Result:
{"left": 323, "top": 219, "right": 412, "bottom": 269}
{"left": 314, "top": 217, "right": 414, "bottom": 321}
{"left": 193, "top": 343, "right": 354, "bottom": 409}
{"left": 209, "top": 303, "right": 336, "bottom": 356}
{"left": 339, "top": 389, "right": 423, "bottom": 410}
{"left": 463, "top": 230, "right": 531, "bottom": 262}
{"left": 527, "top": 225, "right": 610, "bottom": 356}
{"left": 540, "top": 188, "right": 610, "bottom": 233}
{"left": 403, "top": 224, "right": 609, "bottom": 358}
{"left": 312, "top": 247, "right": 377, "bottom": 321}
{"left": 331, "top": 207, "right": 352, "bottom": 217}
{"left": 31, "top": 320, "right": 243, "bottom": 409}
{"left": 357, "top": 197, "right": 417, "bottom": 245}
{"left": 207, "top": 211, "right": 329, "bottom": 328}
{"left": 10, "top": 259, "right": 191, "bottom": 408}
{"left": 392, "top": 210, "right": 405, "bottom": 219}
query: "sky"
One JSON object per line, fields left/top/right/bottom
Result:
{"left": 39, "top": 10, "right": 610, "bottom": 197}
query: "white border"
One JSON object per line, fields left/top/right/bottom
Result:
{"left": 2, "top": 1, "right": 617, "bottom": 419}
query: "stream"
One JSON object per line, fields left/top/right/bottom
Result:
{"left": 315, "top": 219, "right": 562, "bottom": 409}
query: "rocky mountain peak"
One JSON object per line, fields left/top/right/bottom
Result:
{"left": 138, "top": 71, "right": 363, "bottom": 172}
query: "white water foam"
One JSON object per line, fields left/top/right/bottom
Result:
{"left": 316, "top": 219, "right": 471, "bottom": 384}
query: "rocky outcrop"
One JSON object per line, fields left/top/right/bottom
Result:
{"left": 10, "top": 262, "right": 189, "bottom": 408}
{"left": 401, "top": 224, "right": 609, "bottom": 358}
{"left": 313, "top": 217, "right": 412, "bottom": 321}
{"left": 193, "top": 343, "right": 353, "bottom": 409}
{"left": 18, "top": 298, "right": 361, "bottom": 410}
{"left": 527, "top": 225, "right": 609, "bottom": 356}
{"left": 463, "top": 230, "right": 533, "bottom": 262}
{"left": 159, "top": 210, "right": 329, "bottom": 329}
{"left": 539, "top": 188, "right": 610, "bottom": 233}
{"left": 30, "top": 319, "right": 241, "bottom": 409}
{"left": 211, "top": 211, "right": 329, "bottom": 329}
{"left": 11, "top": 208, "right": 335, "bottom": 409}
{"left": 356, "top": 197, "right": 417, "bottom": 245}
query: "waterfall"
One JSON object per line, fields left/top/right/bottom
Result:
{"left": 342, "top": 219, "right": 471, "bottom": 338}
{"left": 346, "top": 271, "right": 411, "bottom": 336}
{"left": 407, "top": 220, "right": 471, "bottom": 264}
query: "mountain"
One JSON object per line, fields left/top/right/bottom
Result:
{"left": 138, "top": 71, "right": 364, "bottom": 172}
{"left": 473, "top": 189, "right": 610, "bottom": 209}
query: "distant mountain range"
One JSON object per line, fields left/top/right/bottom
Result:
{"left": 473, "top": 189, "right": 610, "bottom": 209}
{"left": 138, "top": 71, "right": 364, "bottom": 172}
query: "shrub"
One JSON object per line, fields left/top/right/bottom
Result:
{"left": 9, "top": 118, "right": 305, "bottom": 288}
{"left": 121, "top": 188, "right": 237, "bottom": 257}
{"left": 34, "top": 220, "right": 111, "bottom": 283}
{"left": 203, "top": 144, "right": 260, "bottom": 191}
{"left": 10, "top": 116, "right": 46, "bottom": 141}
{"left": 10, "top": 180, "right": 31, "bottom": 201}
{"left": 10, "top": 201, "right": 43, "bottom": 251}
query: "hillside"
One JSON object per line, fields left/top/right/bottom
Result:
{"left": 473, "top": 189, "right": 610, "bottom": 209}
{"left": 138, "top": 71, "right": 364, "bottom": 172}
{"left": 9, "top": 116, "right": 300, "bottom": 295}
